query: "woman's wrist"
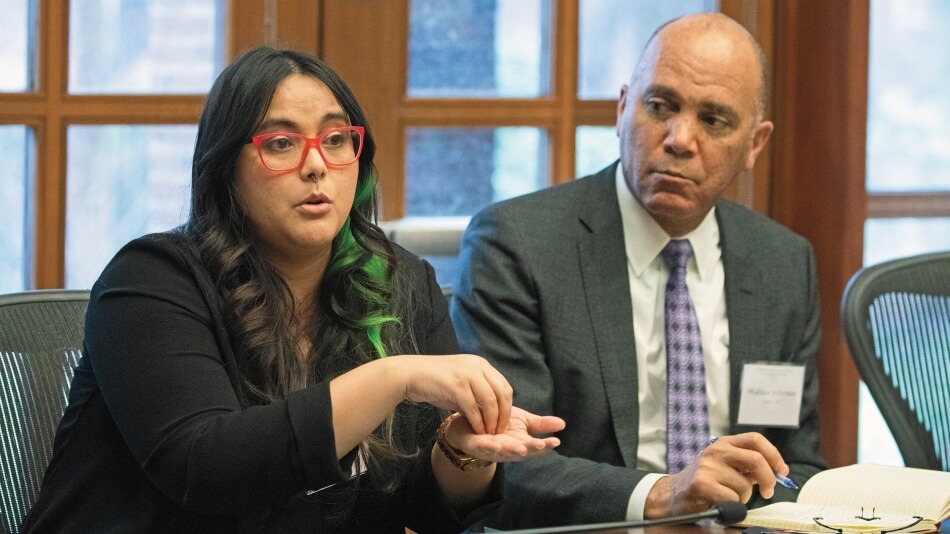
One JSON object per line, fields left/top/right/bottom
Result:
{"left": 371, "top": 356, "right": 410, "bottom": 408}
{"left": 436, "top": 412, "right": 494, "bottom": 471}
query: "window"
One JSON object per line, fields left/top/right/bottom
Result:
{"left": 408, "top": 0, "right": 551, "bottom": 99}
{"left": 0, "top": 0, "right": 33, "bottom": 92}
{"left": 0, "top": 0, "right": 35, "bottom": 291}
{"left": 0, "top": 126, "right": 32, "bottom": 292}
{"left": 68, "top": 0, "right": 222, "bottom": 95}
{"left": 859, "top": 0, "right": 950, "bottom": 465}
{"left": 65, "top": 125, "right": 195, "bottom": 288}
{"left": 405, "top": 127, "right": 549, "bottom": 216}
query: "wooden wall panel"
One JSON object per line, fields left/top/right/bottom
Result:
{"left": 771, "top": 0, "right": 869, "bottom": 468}
{"left": 228, "top": 0, "right": 321, "bottom": 59}
{"left": 721, "top": 0, "right": 775, "bottom": 214}
{"left": 321, "top": 0, "right": 407, "bottom": 220}
{"left": 227, "top": 0, "right": 267, "bottom": 58}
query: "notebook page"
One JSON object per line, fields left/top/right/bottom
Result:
{"left": 798, "top": 464, "right": 950, "bottom": 519}
{"left": 741, "top": 502, "right": 933, "bottom": 533}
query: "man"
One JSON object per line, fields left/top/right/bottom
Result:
{"left": 451, "top": 13, "right": 826, "bottom": 528}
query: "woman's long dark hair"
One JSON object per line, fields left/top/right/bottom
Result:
{"left": 185, "top": 46, "right": 420, "bottom": 499}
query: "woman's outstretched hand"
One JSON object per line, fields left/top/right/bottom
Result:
{"left": 441, "top": 407, "right": 565, "bottom": 463}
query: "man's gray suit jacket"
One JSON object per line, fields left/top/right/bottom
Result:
{"left": 451, "top": 162, "right": 826, "bottom": 529}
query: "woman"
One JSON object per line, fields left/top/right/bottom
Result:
{"left": 22, "top": 46, "right": 564, "bottom": 533}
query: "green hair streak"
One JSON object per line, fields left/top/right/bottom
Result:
{"left": 328, "top": 169, "right": 400, "bottom": 359}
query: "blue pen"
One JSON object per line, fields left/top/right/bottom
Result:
{"left": 774, "top": 471, "right": 799, "bottom": 489}
{"left": 709, "top": 437, "right": 798, "bottom": 489}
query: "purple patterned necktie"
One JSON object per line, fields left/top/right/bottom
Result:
{"left": 661, "top": 239, "right": 709, "bottom": 474}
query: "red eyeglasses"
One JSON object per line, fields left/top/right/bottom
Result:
{"left": 248, "top": 126, "right": 364, "bottom": 171}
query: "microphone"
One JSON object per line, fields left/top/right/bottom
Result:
{"left": 496, "top": 501, "right": 747, "bottom": 534}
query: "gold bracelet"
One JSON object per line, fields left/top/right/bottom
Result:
{"left": 436, "top": 412, "right": 494, "bottom": 471}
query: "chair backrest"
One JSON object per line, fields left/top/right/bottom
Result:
{"left": 841, "top": 251, "right": 950, "bottom": 471}
{"left": 0, "top": 290, "right": 89, "bottom": 533}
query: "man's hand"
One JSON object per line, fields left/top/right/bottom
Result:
{"left": 644, "top": 432, "right": 789, "bottom": 517}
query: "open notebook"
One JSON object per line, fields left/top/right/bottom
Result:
{"left": 738, "top": 464, "right": 950, "bottom": 532}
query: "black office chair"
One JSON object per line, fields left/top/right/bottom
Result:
{"left": 841, "top": 251, "right": 950, "bottom": 471}
{"left": 0, "top": 290, "right": 89, "bottom": 534}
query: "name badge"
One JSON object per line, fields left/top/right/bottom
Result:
{"left": 737, "top": 362, "right": 805, "bottom": 428}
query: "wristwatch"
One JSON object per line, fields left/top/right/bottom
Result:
{"left": 436, "top": 412, "right": 494, "bottom": 471}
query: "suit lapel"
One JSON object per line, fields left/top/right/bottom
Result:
{"left": 717, "top": 202, "right": 763, "bottom": 430}
{"left": 576, "top": 165, "right": 640, "bottom": 467}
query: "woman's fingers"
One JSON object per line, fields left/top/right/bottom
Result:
{"left": 454, "top": 360, "right": 500, "bottom": 435}
{"left": 462, "top": 430, "right": 561, "bottom": 462}
{"left": 402, "top": 354, "right": 515, "bottom": 435}
{"left": 484, "top": 365, "right": 513, "bottom": 434}
{"left": 524, "top": 413, "right": 567, "bottom": 435}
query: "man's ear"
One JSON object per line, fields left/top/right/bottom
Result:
{"left": 745, "top": 120, "right": 774, "bottom": 170}
{"left": 617, "top": 84, "right": 630, "bottom": 138}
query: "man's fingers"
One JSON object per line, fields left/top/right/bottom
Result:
{"left": 704, "top": 433, "right": 782, "bottom": 499}
{"left": 720, "top": 432, "right": 786, "bottom": 470}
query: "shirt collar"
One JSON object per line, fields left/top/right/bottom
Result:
{"left": 615, "top": 165, "right": 720, "bottom": 280}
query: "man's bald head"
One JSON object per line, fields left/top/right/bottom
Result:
{"left": 633, "top": 13, "right": 769, "bottom": 118}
